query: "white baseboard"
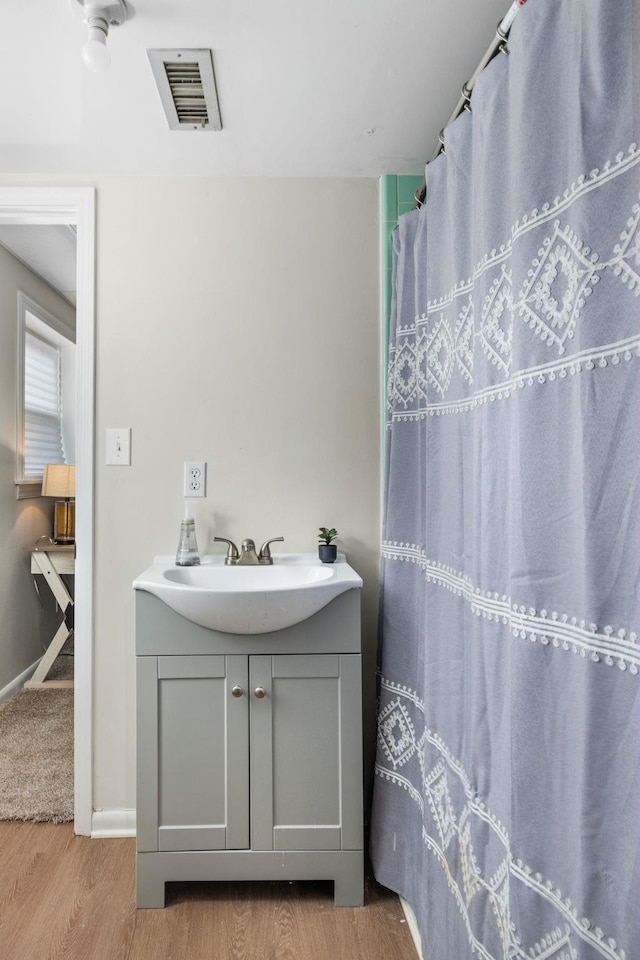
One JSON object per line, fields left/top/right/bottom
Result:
{"left": 0, "top": 657, "right": 42, "bottom": 706}
{"left": 91, "top": 809, "right": 136, "bottom": 838}
{"left": 400, "top": 896, "right": 423, "bottom": 960}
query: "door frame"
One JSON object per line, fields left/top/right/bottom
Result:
{"left": 0, "top": 187, "right": 95, "bottom": 836}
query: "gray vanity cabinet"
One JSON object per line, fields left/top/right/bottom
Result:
{"left": 249, "top": 653, "right": 362, "bottom": 853}
{"left": 136, "top": 654, "right": 250, "bottom": 854}
{"left": 135, "top": 590, "right": 363, "bottom": 908}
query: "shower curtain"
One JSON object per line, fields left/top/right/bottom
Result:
{"left": 370, "top": 2, "right": 639, "bottom": 959}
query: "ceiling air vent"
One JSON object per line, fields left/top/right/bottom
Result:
{"left": 148, "top": 49, "right": 222, "bottom": 131}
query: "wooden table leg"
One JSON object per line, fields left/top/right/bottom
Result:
{"left": 26, "top": 550, "right": 74, "bottom": 690}
{"left": 24, "top": 621, "right": 73, "bottom": 689}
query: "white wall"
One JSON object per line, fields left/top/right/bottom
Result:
{"left": 90, "top": 177, "right": 380, "bottom": 814}
{"left": 0, "top": 245, "right": 76, "bottom": 690}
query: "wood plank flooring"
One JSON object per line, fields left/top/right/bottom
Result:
{"left": 0, "top": 822, "right": 418, "bottom": 960}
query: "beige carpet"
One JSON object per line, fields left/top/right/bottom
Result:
{"left": 0, "top": 657, "right": 73, "bottom": 823}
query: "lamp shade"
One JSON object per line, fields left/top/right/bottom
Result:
{"left": 41, "top": 464, "right": 76, "bottom": 499}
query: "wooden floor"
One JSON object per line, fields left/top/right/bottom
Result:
{"left": 0, "top": 822, "right": 418, "bottom": 960}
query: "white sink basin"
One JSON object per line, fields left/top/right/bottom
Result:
{"left": 133, "top": 553, "right": 362, "bottom": 634}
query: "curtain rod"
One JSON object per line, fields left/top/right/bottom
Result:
{"left": 414, "top": 0, "right": 527, "bottom": 208}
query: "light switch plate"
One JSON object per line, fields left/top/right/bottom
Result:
{"left": 106, "top": 427, "right": 132, "bottom": 465}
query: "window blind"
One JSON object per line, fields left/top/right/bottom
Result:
{"left": 23, "top": 330, "right": 65, "bottom": 480}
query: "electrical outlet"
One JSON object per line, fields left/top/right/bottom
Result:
{"left": 184, "top": 461, "right": 206, "bottom": 498}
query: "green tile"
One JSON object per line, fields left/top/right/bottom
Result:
{"left": 381, "top": 239, "right": 391, "bottom": 273}
{"left": 382, "top": 272, "right": 393, "bottom": 320}
{"left": 380, "top": 226, "right": 396, "bottom": 270}
{"left": 379, "top": 175, "right": 398, "bottom": 223}
{"left": 397, "top": 175, "right": 423, "bottom": 206}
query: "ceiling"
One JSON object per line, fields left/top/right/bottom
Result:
{"left": 0, "top": 1, "right": 511, "bottom": 298}
{"left": 0, "top": 0, "right": 511, "bottom": 179}
{"left": 0, "top": 225, "right": 77, "bottom": 304}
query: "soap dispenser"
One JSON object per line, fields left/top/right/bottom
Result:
{"left": 176, "top": 516, "right": 200, "bottom": 566}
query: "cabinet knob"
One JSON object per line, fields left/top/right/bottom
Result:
{"left": 253, "top": 686, "right": 266, "bottom": 699}
{"left": 231, "top": 685, "right": 244, "bottom": 698}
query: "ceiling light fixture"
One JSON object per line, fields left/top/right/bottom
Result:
{"left": 70, "top": 0, "right": 129, "bottom": 73}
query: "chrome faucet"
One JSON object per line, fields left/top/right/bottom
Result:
{"left": 214, "top": 536, "right": 284, "bottom": 566}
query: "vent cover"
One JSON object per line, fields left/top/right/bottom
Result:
{"left": 148, "top": 49, "right": 222, "bottom": 131}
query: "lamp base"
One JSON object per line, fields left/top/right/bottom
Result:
{"left": 53, "top": 500, "right": 75, "bottom": 544}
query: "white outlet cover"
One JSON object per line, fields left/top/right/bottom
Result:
{"left": 184, "top": 461, "right": 206, "bottom": 497}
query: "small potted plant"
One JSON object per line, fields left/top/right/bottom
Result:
{"left": 318, "top": 527, "right": 338, "bottom": 563}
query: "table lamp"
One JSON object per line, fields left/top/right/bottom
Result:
{"left": 42, "top": 464, "right": 76, "bottom": 544}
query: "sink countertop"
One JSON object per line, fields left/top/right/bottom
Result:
{"left": 132, "top": 552, "right": 362, "bottom": 635}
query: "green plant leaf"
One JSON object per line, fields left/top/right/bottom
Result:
{"left": 318, "top": 526, "right": 338, "bottom": 543}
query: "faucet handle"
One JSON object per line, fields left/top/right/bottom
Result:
{"left": 214, "top": 536, "right": 239, "bottom": 565}
{"left": 259, "top": 537, "right": 284, "bottom": 563}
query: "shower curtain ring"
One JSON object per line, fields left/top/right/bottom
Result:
{"left": 496, "top": 20, "right": 509, "bottom": 53}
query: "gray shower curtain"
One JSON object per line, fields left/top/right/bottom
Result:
{"left": 370, "top": 2, "right": 640, "bottom": 959}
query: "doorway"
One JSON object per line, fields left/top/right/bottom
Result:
{"left": 0, "top": 187, "right": 95, "bottom": 836}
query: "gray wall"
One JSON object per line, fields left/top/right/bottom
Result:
{"left": 0, "top": 244, "right": 76, "bottom": 691}
{"left": 0, "top": 176, "right": 381, "bottom": 818}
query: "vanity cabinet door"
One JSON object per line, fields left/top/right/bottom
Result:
{"left": 137, "top": 654, "right": 249, "bottom": 853}
{"left": 249, "top": 654, "right": 362, "bottom": 853}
